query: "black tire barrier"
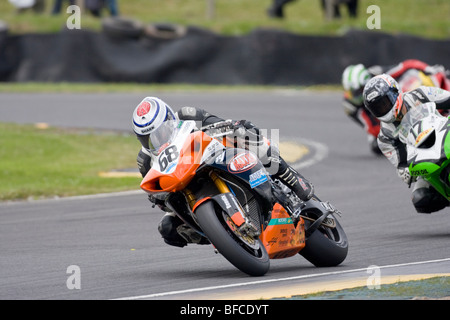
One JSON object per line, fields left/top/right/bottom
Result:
{"left": 143, "top": 23, "right": 187, "bottom": 40}
{"left": 101, "top": 17, "right": 144, "bottom": 40}
{"left": 1, "top": 27, "right": 449, "bottom": 84}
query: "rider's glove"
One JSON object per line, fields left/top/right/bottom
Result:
{"left": 232, "top": 120, "right": 263, "bottom": 146}
{"left": 148, "top": 194, "right": 172, "bottom": 212}
{"left": 397, "top": 167, "right": 415, "bottom": 186}
{"left": 232, "top": 120, "right": 248, "bottom": 137}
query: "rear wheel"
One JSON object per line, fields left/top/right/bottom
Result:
{"left": 195, "top": 201, "right": 270, "bottom": 276}
{"left": 299, "top": 210, "right": 348, "bottom": 267}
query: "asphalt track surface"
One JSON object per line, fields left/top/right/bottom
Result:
{"left": 1, "top": 91, "right": 449, "bottom": 300}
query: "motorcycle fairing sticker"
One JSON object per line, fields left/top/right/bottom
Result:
{"left": 154, "top": 121, "right": 196, "bottom": 174}
{"left": 408, "top": 125, "right": 449, "bottom": 166}
{"left": 227, "top": 152, "right": 258, "bottom": 173}
{"left": 249, "top": 168, "right": 268, "bottom": 188}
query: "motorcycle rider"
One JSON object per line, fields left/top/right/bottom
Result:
{"left": 342, "top": 60, "right": 449, "bottom": 154}
{"left": 132, "top": 96, "right": 314, "bottom": 247}
{"left": 363, "top": 74, "right": 450, "bottom": 213}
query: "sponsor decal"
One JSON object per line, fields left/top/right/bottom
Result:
{"left": 163, "top": 162, "right": 177, "bottom": 174}
{"left": 228, "top": 152, "right": 258, "bottom": 173}
{"left": 249, "top": 168, "right": 268, "bottom": 188}
{"left": 221, "top": 194, "right": 231, "bottom": 209}
{"left": 268, "top": 217, "right": 293, "bottom": 225}
{"left": 411, "top": 169, "right": 428, "bottom": 176}
{"left": 141, "top": 126, "right": 154, "bottom": 133}
{"left": 415, "top": 128, "right": 433, "bottom": 146}
{"left": 367, "top": 91, "right": 379, "bottom": 101}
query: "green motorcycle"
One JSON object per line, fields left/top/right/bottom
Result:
{"left": 395, "top": 102, "right": 450, "bottom": 200}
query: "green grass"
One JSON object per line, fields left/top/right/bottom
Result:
{"left": 0, "top": 122, "right": 141, "bottom": 201}
{"left": 283, "top": 276, "right": 450, "bottom": 300}
{"left": 0, "top": 0, "right": 449, "bottom": 39}
{"left": 0, "top": 81, "right": 341, "bottom": 93}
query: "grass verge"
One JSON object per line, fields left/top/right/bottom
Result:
{"left": 283, "top": 276, "right": 450, "bottom": 300}
{"left": 0, "top": 82, "right": 341, "bottom": 93}
{"left": 0, "top": 122, "right": 141, "bottom": 201}
{"left": 0, "top": 0, "right": 449, "bottom": 39}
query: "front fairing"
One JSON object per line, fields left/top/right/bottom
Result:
{"left": 395, "top": 103, "right": 450, "bottom": 199}
{"left": 141, "top": 121, "right": 218, "bottom": 193}
{"left": 395, "top": 103, "right": 449, "bottom": 171}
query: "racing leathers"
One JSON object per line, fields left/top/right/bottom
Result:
{"left": 377, "top": 86, "right": 450, "bottom": 213}
{"left": 137, "top": 106, "right": 314, "bottom": 247}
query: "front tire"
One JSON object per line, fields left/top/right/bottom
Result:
{"left": 195, "top": 201, "right": 270, "bottom": 276}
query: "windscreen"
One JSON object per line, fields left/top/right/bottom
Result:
{"left": 149, "top": 120, "right": 179, "bottom": 155}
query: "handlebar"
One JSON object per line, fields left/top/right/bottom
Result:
{"left": 201, "top": 120, "right": 235, "bottom": 138}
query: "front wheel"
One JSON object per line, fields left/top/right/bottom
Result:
{"left": 195, "top": 201, "right": 270, "bottom": 276}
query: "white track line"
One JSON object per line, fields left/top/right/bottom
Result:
{"left": 288, "top": 137, "right": 329, "bottom": 170}
{"left": 113, "top": 258, "right": 450, "bottom": 300}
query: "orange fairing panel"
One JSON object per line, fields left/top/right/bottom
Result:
{"left": 140, "top": 131, "right": 214, "bottom": 193}
{"left": 260, "top": 203, "right": 305, "bottom": 259}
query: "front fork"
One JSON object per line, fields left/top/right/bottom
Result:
{"left": 183, "top": 171, "right": 259, "bottom": 238}
{"left": 210, "top": 171, "right": 232, "bottom": 194}
{"left": 182, "top": 171, "right": 232, "bottom": 210}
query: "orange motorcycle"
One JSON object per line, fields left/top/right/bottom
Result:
{"left": 140, "top": 120, "right": 348, "bottom": 276}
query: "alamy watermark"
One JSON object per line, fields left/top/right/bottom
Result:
{"left": 66, "top": 265, "right": 81, "bottom": 290}
{"left": 366, "top": 5, "right": 381, "bottom": 30}
{"left": 66, "top": 5, "right": 81, "bottom": 30}
{"left": 366, "top": 265, "right": 381, "bottom": 289}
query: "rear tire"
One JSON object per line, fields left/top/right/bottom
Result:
{"left": 299, "top": 213, "right": 348, "bottom": 267}
{"left": 195, "top": 201, "right": 270, "bottom": 276}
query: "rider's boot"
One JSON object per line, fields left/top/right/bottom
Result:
{"left": 274, "top": 157, "right": 314, "bottom": 201}
{"left": 264, "top": 147, "right": 314, "bottom": 201}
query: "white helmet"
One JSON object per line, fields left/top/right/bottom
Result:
{"left": 132, "top": 97, "right": 177, "bottom": 151}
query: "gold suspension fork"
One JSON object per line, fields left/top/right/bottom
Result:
{"left": 210, "top": 171, "right": 258, "bottom": 241}
{"left": 183, "top": 171, "right": 229, "bottom": 210}
{"left": 183, "top": 188, "right": 197, "bottom": 210}
{"left": 210, "top": 171, "right": 231, "bottom": 194}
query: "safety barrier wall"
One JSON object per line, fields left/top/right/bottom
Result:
{"left": 0, "top": 27, "right": 449, "bottom": 85}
